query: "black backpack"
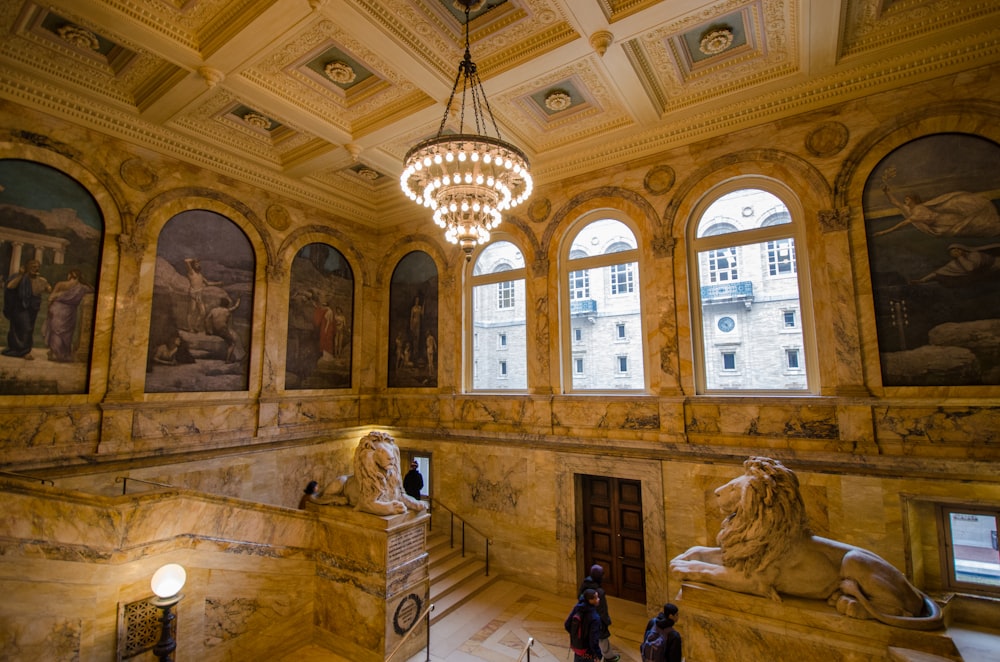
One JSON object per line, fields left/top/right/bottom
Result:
{"left": 640, "top": 623, "right": 670, "bottom": 662}
{"left": 567, "top": 606, "right": 589, "bottom": 655}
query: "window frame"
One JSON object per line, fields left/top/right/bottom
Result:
{"left": 688, "top": 179, "right": 818, "bottom": 394}
{"left": 936, "top": 504, "right": 1000, "bottom": 596}
{"left": 465, "top": 236, "right": 529, "bottom": 392}
{"left": 558, "top": 211, "right": 648, "bottom": 394}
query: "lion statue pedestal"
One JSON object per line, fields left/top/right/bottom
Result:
{"left": 669, "top": 456, "right": 956, "bottom": 661}
{"left": 674, "top": 582, "right": 962, "bottom": 662}
{"left": 304, "top": 432, "right": 431, "bottom": 662}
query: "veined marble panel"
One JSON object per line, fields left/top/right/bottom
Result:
{"left": 675, "top": 582, "right": 960, "bottom": 662}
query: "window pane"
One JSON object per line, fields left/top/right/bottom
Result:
{"left": 472, "top": 279, "right": 526, "bottom": 389}
{"left": 473, "top": 241, "right": 523, "bottom": 275}
{"left": 569, "top": 219, "right": 636, "bottom": 256}
{"left": 696, "top": 189, "right": 790, "bottom": 238}
{"left": 949, "top": 512, "right": 1000, "bottom": 587}
{"left": 566, "top": 218, "right": 644, "bottom": 391}
{"left": 698, "top": 239, "right": 807, "bottom": 391}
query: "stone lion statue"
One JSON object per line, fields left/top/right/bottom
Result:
{"left": 313, "top": 431, "right": 427, "bottom": 516}
{"left": 669, "top": 456, "right": 942, "bottom": 630}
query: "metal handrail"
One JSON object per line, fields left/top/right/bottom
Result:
{"left": 515, "top": 636, "right": 535, "bottom": 662}
{"left": 384, "top": 603, "right": 434, "bottom": 662}
{"left": 430, "top": 498, "right": 492, "bottom": 576}
{"left": 115, "top": 476, "right": 174, "bottom": 495}
{"left": 0, "top": 470, "right": 54, "bottom": 486}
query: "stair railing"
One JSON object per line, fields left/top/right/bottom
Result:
{"left": 430, "top": 498, "right": 492, "bottom": 576}
{"left": 116, "top": 476, "right": 174, "bottom": 495}
{"left": 384, "top": 602, "right": 434, "bottom": 662}
{"left": 516, "top": 636, "right": 535, "bottom": 662}
{"left": 0, "top": 470, "right": 54, "bottom": 485}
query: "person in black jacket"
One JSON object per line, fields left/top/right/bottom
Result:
{"left": 642, "top": 603, "right": 682, "bottom": 662}
{"left": 403, "top": 460, "right": 424, "bottom": 500}
{"left": 578, "top": 564, "right": 620, "bottom": 662}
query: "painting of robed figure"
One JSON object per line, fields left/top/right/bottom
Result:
{"left": 285, "top": 242, "right": 354, "bottom": 389}
{"left": 0, "top": 159, "right": 102, "bottom": 395}
{"left": 388, "top": 251, "right": 438, "bottom": 388}
{"left": 863, "top": 133, "right": 1000, "bottom": 386}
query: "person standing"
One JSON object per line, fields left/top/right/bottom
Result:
{"left": 565, "top": 588, "right": 603, "bottom": 662}
{"left": 578, "top": 564, "right": 620, "bottom": 662}
{"left": 403, "top": 460, "right": 424, "bottom": 500}
{"left": 42, "top": 269, "right": 93, "bottom": 362}
{"left": 183, "top": 258, "right": 221, "bottom": 333}
{"left": 3, "top": 259, "right": 51, "bottom": 360}
{"left": 640, "top": 603, "right": 682, "bottom": 662}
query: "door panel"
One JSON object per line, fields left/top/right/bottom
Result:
{"left": 582, "top": 475, "right": 646, "bottom": 603}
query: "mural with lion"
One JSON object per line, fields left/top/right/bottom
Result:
{"left": 669, "top": 456, "right": 943, "bottom": 630}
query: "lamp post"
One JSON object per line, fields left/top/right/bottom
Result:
{"left": 149, "top": 563, "right": 186, "bottom": 662}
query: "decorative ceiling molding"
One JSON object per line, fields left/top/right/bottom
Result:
{"left": 0, "top": 0, "right": 996, "bottom": 230}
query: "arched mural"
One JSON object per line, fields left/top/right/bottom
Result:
{"left": 388, "top": 251, "right": 438, "bottom": 388}
{"left": 0, "top": 159, "right": 102, "bottom": 394}
{"left": 863, "top": 133, "right": 1000, "bottom": 386}
{"left": 145, "top": 210, "right": 255, "bottom": 392}
{"left": 285, "top": 242, "right": 354, "bottom": 389}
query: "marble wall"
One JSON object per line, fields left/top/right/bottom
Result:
{"left": 0, "top": 61, "right": 999, "bottom": 659}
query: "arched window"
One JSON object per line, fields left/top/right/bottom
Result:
{"left": 561, "top": 216, "right": 646, "bottom": 391}
{"left": 690, "top": 185, "right": 814, "bottom": 393}
{"left": 468, "top": 240, "right": 527, "bottom": 390}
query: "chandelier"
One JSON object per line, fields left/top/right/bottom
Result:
{"left": 400, "top": 0, "right": 532, "bottom": 261}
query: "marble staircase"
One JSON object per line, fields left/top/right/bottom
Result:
{"left": 427, "top": 530, "right": 498, "bottom": 624}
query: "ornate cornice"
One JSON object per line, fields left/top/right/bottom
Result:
{"left": 0, "top": 72, "right": 380, "bottom": 227}
{"left": 531, "top": 37, "right": 1000, "bottom": 185}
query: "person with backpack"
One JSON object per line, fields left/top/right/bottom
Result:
{"left": 564, "top": 588, "right": 604, "bottom": 661}
{"left": 578, "top": 564, "right": 620, "bottom": 662}
{"left": 640, "top": 603, "right": 682, "bottom": 662}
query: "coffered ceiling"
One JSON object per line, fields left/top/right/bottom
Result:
{"left": 0, "top": 0, "right": 998, "bottom": 230}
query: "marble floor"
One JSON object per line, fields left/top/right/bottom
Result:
{"left": 284, "top": 579, "right": 648, "bottom": 662}
{"left": 283, "top": 580, "right": 999, "bottom": 662}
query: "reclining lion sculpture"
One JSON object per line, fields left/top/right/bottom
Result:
{"left": 314, "top": 431, "right": 427, "bottom": 516}
{"left": 669, "top": 456, "right": 942, "bottom": 630}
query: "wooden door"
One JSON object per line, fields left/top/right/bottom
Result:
{"left": 581, "top": 475, "right": 646, "bottom": 603}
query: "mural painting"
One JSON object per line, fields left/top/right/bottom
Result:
{"left": 0, "top": 159, "right": 102, "bottom": 395}
{"left": 388, "top": 251, "right": 438, "bottom": 388}
{"left": 145, "top": 210, "right": 254, "bottom": 392}
{"left": 863, "top": 133, "right": 1000, "bottom": 386}
{"left": 285, "top": 242, "right": 353, "bottom": 389}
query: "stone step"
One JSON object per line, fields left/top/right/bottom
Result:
{"left": 426, "top": 532, "right": 497, "bottom": 625}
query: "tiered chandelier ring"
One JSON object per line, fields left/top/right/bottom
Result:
{"left": 401, "top": 134, "right": 531, "bottom": 254}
